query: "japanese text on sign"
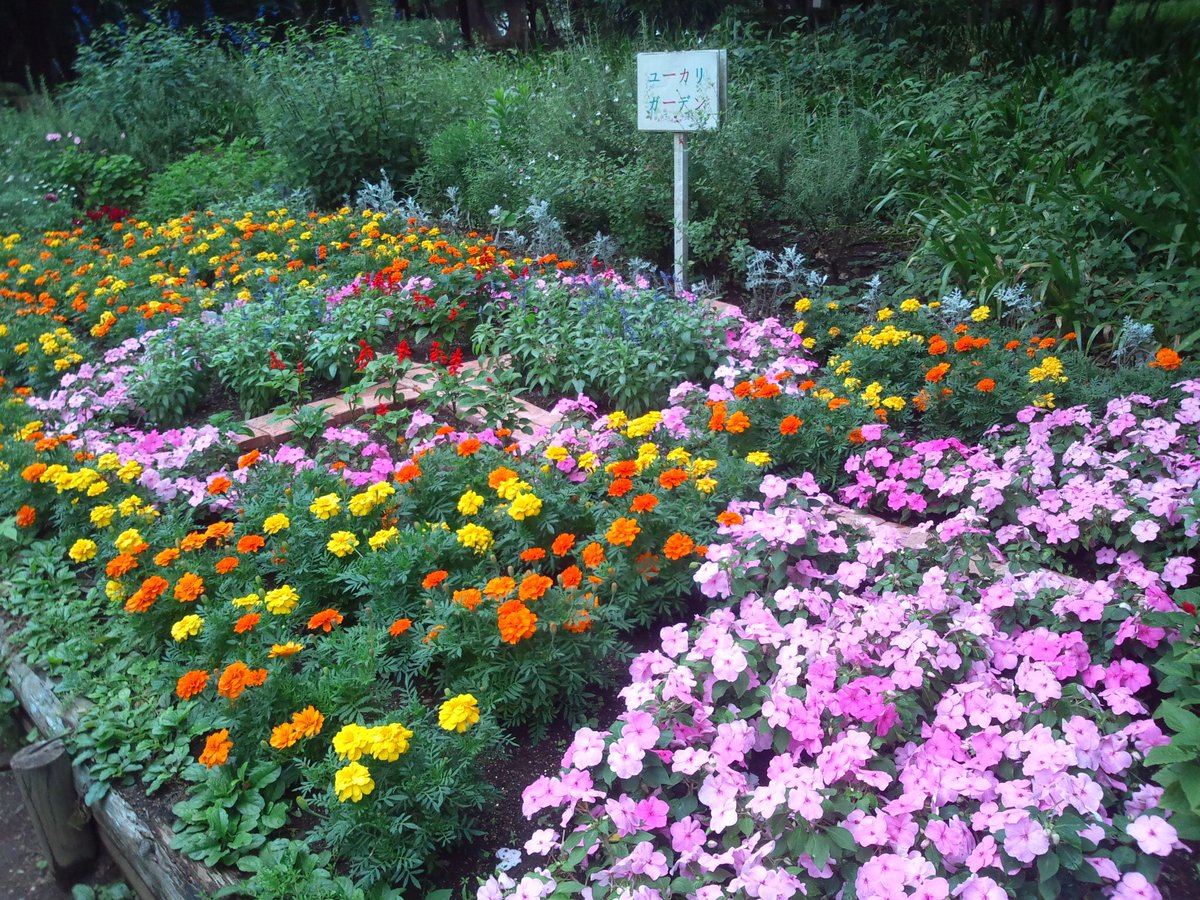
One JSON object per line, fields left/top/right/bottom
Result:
{"left": 636, "top": 50, "right": 726, "bottom": 132}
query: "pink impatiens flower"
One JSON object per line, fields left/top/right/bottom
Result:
{"left": 1126, "top": 815, "right": 1178, "bottom": 856}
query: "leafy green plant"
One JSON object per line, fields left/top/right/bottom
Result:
{"left": 141, "top": 138, "right": 289, "bottom": 220}
{"left": 218, "top": 839, "right": 372, "bottom": 899}
{"left": 171, "top": 759, "right": 291, "bottom": 867}
{"left": 127, "top": 326, "right": 212, "bottom": 426}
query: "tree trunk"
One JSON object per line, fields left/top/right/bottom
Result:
{"left": 10, "top": 739, "right": 98, "bottom": 885}
{"left": 457, "top": 0, "right": 473, "bottom": 45}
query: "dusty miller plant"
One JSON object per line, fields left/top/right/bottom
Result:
{"left": 1112, "top": 317, "right": 1156, "bottom": 367}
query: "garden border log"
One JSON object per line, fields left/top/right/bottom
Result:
{"left": 0, "top": 617, "right": 239, "bottom": 900}
{"left": 10, "top": 737, "right": 98, "bottom": 884}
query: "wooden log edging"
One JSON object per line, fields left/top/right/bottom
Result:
{"left": 0, "top": 618, "right": 238, "bottom": 900}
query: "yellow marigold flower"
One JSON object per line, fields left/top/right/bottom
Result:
{"left": 793, "top": 320, "right": 807, "bottom": 335}
{"left": 900, "top": 298, "right": 922, "bottom": 313}
{"left": 544, "top": 446, "right": 570, "bottom": 462}
{"left": 605, "top": 411, "right": 628, "bottom": 430}
{"left": 264, "top": 584, "right": 299, "bottom": 615}
{"left": 117, "top": 495, "right": 143, "bottom": 516}
{"left": 366, "top": 481, "right": 394, "bottom": 503}
{"left": 114, "top": 527, "right": 144, "bottom": 553}
{"left": 835, "top": 360, "right": 852, "bottom": 376}
{"left": 170, "top": 614, "right": 203, "bottom": 642}
{"left": 456, "top": 523, "right": 494, "bottom": 553}
{"left": 844, "top": 377, "right": 861, "bottom": 391}
{"left": 496, "top": 478, "right": 530, "bottom": 501}
{"left": 332, "top": 723, "right": 374, "bottom": 761}
{"left": 457, "top": 490, "right": 484, "bottom": 516}
{"left": 1034, "top": 392, "right": 1056, "bottom": 409}
{"left": 86, "top": 480, "right": 109, "bottom": 497}
{"left": 883, "top": 396, "right": 907, "bottom": 411}
{"left": 803, "top": 337, "right": 816, "bottom": 349}
{"left": 877, "top": 307, "right": 894, "bottom": 321}
{"left": 368, "top": 527, "right": 398, "bottom": 551}
{"left": 666, "top": 447, "right": 691, "bottom": 464}
{"left": 368, "top": 723, "right": 414, "bottom": 762}
{"left": 794, "top": 297, "right": 812, "bottom": 313}
{"left": 116, "top": 460, "right": 142, "bottom": 483}
{"left": 231, "top": 592, "right": 261, "bottom": 608}
{"left": 91, "top": 505, "right": 116, "bottom": 528}
{"left": 334, "top": 761, "right": 374, "bottom": 803}
{"left": 625, "top": 411, "right": 663, "bottom": 438}
{"left": 68, "top": 538, "right": 97, "bottom": 563}
{"left": 438, "top": 694, "right": 481, "bottom": 733}
{"left": 636, "top": 442, "right": 659, "bottom": 464}
{"left": 508, "top": 493, "right": 543, "bottom": 521}
{"left": 971, "top": 305, "right": 991, "bottom": 322}
{"left": 577, "top": 451, "right": 599, "bottom": 470}
{"left": 309, "top": 493, "right": 341, "bottom": 520}
{"left": 268, "top": 641, "right": 304, "bottom": 658}
{"left": 347, "top": 492, "right": 376, "bottom": 517}
{"left": 745, "top": 452, "right": 771, "bottom": 466}
{"left": 327, "top": 531, "right": 359, "bottom": 557}
{"left": 105, "top": 580, "right": 125, "bottom": 602}
{"left": 262, "top": 513, "right": 289, "bottom": 534}
{"left": 690, "top": 458, "right": 718, "bottom": 477}
{"left": 696, "top": 477, "right": 718, "bottom": 494}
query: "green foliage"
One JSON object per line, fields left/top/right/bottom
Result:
{"left": 220, "top": 839, "right": 370, "bottom": 899}
{"left": 476, "top": 279, "right": 724, "bottom": 414}
{"left": 1144, "top": 599, "right": 1200, "bottom": 842}
{"left": 141, "top": 138, "right": 290, "bottom": 221}
{"left": 171, "top": 759, "right": 292, "bottom": 867}
{"left": 46, "top": 146, "right": 144, "bottom": 210}
{"left": 59, "top": 23, "right": 255, "bottom": 171}
{"left": 127, "top": 326, "right": 212, "bottom": 426}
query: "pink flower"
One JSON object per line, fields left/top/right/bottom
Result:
{"left": 607, "top": 737, "right": 645, "bottom": 780}
{"left": 1002, "top": 815, "right": 1049, "bottom": 863}
{"left": 1126, "top": 815, "right": 1178, "bottom": 856}
{"left": 1112, "top": 871, "right": 1162, "bottom": 900}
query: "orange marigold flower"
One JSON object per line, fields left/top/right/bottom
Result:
{"left": 215, "top": 556, "right": 239, "bottom": 574}
{"left": 237, "top": 449, "right": 260, "bottom": 470}
{"left": 563, "top": 611, "right": 592, "bottom": 633}
{"left": 925, "top": 363, "right": 951, "bottom": 383}
{"left": 206, "top": 521, "right": 234, "bottom": 542}
{"left": 733, "top": 381, "right": 752, "bottom": 398}
{"left": 634, "top": 551, "right": 660, "bottom": 577}
{"left": 551, "top": 533, "right": 576, "bottom": 556}
{"left": 174, "top": 572, "right": 205, "bottom": 602}
{"left": 752, "top": 379, "right": 781, "bottom": 399}
{"left": 1005, "top": 340, "right": 1020, "bottom": 351}
{"left": 457, "top": 438, "right": 481, "bottom": 456}
{"left": 630, "top": 493, "right": 659, "bottom": 513}
{"left": 725, "top": 411, "right": 751, "bottom": 434}
{"left": 663, "top": 532, "right": 695, "bottom": 561}
{"left": 717, "top": 510, "right": 743, "bottom": 527}
{"left": 217, "top": 661, "right": 267, "bottom": 701}
{"left": 423, "top": 624, "right": 445, "bottom": 643}
{"left": 520, "top": 547, "right": 547, "bottom": 562}
{"left": 608, "top": 460, "right": 639, "bottom": 478}
{"left": 269, "top": 722, "right": 300, "bottom": 750}
{"left": 779, "top": 415, "right": 802, "bottom": 435}
{"left": 581, "top": 542, "right": 606, "bottom": 568}
{"left": 827, "top": 398, "right": 849, "bottom": 411}
{"left": 954, "top": 323, "right": 969, "bottom": 335}
{"left": 913, "top": 389, "right": 930, "bottom": 412}
{"left": 453, "top": 588, "right": 483, "bottom": 611}
{"left": 307, "top": 608, "right": 344, "bottom": 632}
{"left": 1039, "top": 337, "right": 1056, "bottom": 350}
{"left": 394, "top": 461, "right": 421, "bottom": 483}
{"left": 199, "top": 729, "right": 232, "bottom": 767}
{"left": 848, "top": 428, "right": 866, "bottom": 445}
{"left": 16, "top": 505, "right": 35, "bottom": 528}
{"left": 497, "top": 599, "right": 537, "bottom": 644}
{"left": 106, "top": 553, "right": 138, "bottom": 578}
{"left": 207, "top": 476, "right": 232, "bottom": 495}
{"left": 155, "top": 547, "right": 180, "bottom": 566}
{"left": 422, "top": 570, "right": 449, "bottom": 589}
{"left": 175, "top": 669, "right": 209, "bottom": 700}
{"left": 125, "top": 574, "right": 169, "bottom": 613}
{"left": 928, "top": 335, "right": 949, "bottom": 355}
{"left": 435, "top": 425, "right": 455, "bottom": 437}
{"left": 180, "top": 532, "right": 208, "bottom": 552}
{"left": 560, "top": 565, "right": 583, "bottom": 590}
{"left": 658, "top": 468, "right": 688, "bottom": 490}
{"left": 484, "top": 576, "right": 515, "bottom": 599}
{"left": 798, "top": 379, "right": 816, "bottom": 391}
{"left": 606, "top": 517, "right": 641, "bottom": 547}
{"left": 487, "top": 466, "right": 517, "bottom": 489}
{"left": 976, "top": 378, "right": 996, "bottom": 392}
{"left": 1063, "top": 331, "right": 1077, "bottom": 341}
{"left": 21, "top": 463, "right": 46, "bottom": 482}
{"left": 290, "top": 706, "right": 324, "bottom": 738}
{"left": 389, "top": 617, "right": 414, "bottom": 636}
{"left": 608, "top": 477, "right": 634, "bottom": 497}
{"left": 237, "top": 534, "right": 265, "bottom": 554}
{"left": 234, "top": 612, "right": 261, "bottom": 634}
{"left": 518, "top": 573, "right": 554, "bottom": 602}
{"left": 1150, "top": 347, "right": 1182, "bottom": 371}
{"left": 268, "top": 642, "right": 303, "bottom": 658}
{"left": 708, "top": 402, "right": 728, "bottom": 432}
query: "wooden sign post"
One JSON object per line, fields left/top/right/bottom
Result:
{"left": 636, "top": 49, "right": 727, "bottom": 293}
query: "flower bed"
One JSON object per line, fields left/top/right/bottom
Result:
{"left": 0, "top": 206, "right": 1196, "bottom": 898}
